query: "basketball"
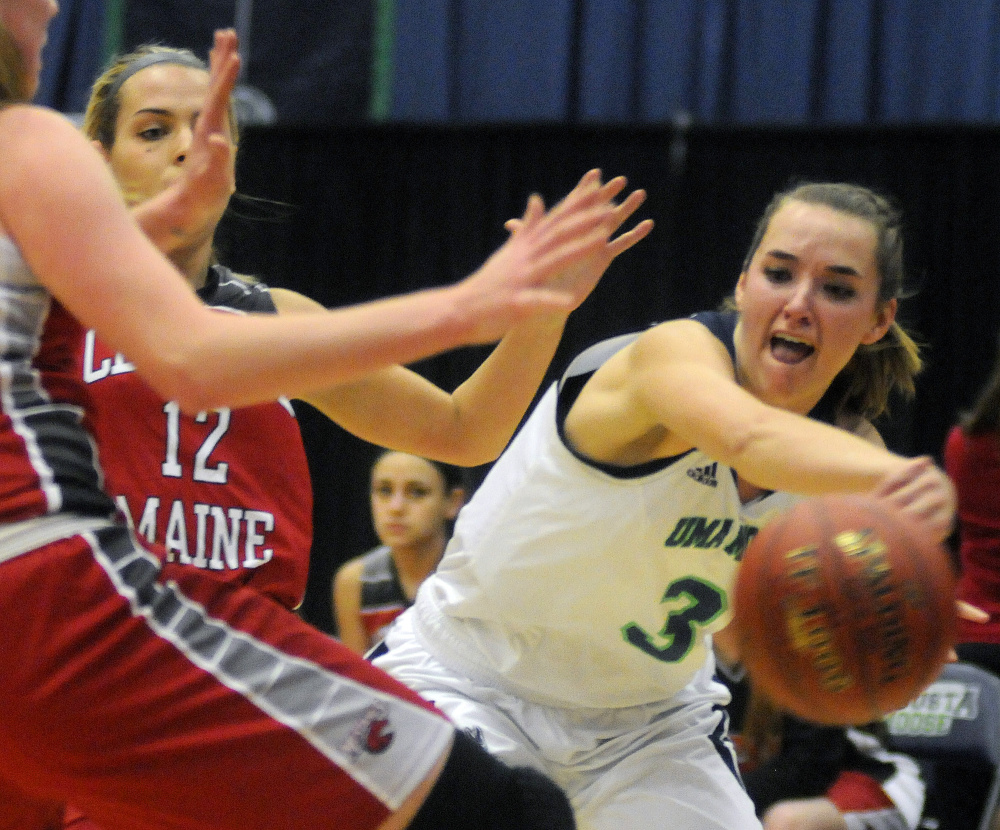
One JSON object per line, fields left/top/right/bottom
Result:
{"left": 731, "top": 494, "right": 957, "bottom": 726}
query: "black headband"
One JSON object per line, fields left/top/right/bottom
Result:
{"left": 106, "top": 52, "right": 206, "bottom": 102}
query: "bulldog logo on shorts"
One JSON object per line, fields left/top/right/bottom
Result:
{"left": 366, "top": 717, "right": 394, "bottom": 754}
{"left": 341, "top": 704, "right": 395, "bottom": 759}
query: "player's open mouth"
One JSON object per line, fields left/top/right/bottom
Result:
{"left": 770, "top": 334, "right": 815, "bottom": 364}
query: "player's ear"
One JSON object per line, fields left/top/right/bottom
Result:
{"left": 861, "top": 297, "right": 897, "bottom": 345}
{"left": 734, "top": 272, "right": 748, "bottom": 311}
{"left": 444, "top": 488, "right": 465, "bottom": 521}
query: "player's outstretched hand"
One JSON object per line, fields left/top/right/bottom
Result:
{"left": 872, "top": 455, "right": 956, "bottom": 544}
{"left": 945, "top": 601, "right": 989, "bottom": 662}
{"left": 875, "top": 456, "right": 973, "bottom": 661}
{"left": 504, "top": 169, "right": 654, "bottom": 312}
{"left": 452, "top": 169, "right": 652, "bottom": 344}
{"left": 196, "top": 29, "right": 240, "bottom": 196}
{"left": 154, "top": 29, "right": 241, "bottom": 240}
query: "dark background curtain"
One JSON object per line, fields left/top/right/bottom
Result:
{"left": 221, "top": 123, "right": 1000, "bottom": 633}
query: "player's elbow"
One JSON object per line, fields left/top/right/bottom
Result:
{"left": 424, "top": 432, "right": 506, "bottom": 468}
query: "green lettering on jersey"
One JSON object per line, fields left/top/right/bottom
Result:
{"left": 663, "top": 517, "right": 737, "bottom": 551}
{"left": 724, "top": 524, "right": 759, "bottom": 562}
{"left": 622, "top": 576, "right": 726, "bottom": 663}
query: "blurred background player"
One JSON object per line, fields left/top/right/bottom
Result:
{"left": 334, "top": 449, "right": 466, "bottom": 654}
{"left": 943, "top": 332, "right": 1000, "bottom": 679}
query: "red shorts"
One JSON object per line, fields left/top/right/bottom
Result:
{"left": 0, "top": 522, "right": 453, "bottom": 830}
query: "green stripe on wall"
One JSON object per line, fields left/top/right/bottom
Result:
{"left": 369, "top": 0, "right": 396, "bottom": 120}
{"left": 103, "top": 0, "right": 126, "bottom": 65}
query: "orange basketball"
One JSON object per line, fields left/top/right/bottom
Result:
{"left": 731, "top": 494, "right": 957, "bottom": 725}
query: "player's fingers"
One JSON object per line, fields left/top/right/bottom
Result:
{"left": 571, "top": 175, "right": 628, "bottom": 218}
{"left": 517, "top": 193, "right": 547, "bottom": 230}
{"left": 610, "top": 188, "right": 648, "bottom": 225}
{"left": 892, "top": 492, "right": 954, "bottom": 540}
{"left": 595, "top": 174, "right": 628, "bottom": 204}
{"left": 546, "top": 170, "right": 603, "bottom": 212}
{"left": 546, "top": 171, "right": 617, "bottom": 220}
{"left": 208, "top": 30, "right": 238, "bottom": 91}
{"left": 873, "top": 488, "right": 950, "bottom": 544}
{"left": 535, "top": 205, "right": 617, "bottom": 259}
{"left": 958, "top": 600, "right": 990, "bottom": 623}
{"left": 569, "top": 168, "right": 605, "bottom": 199}
{"left": 606, "top": 218, "right": 655, "bottom": 258}
{"left": 528, "top": 226, "right": 611, "bottom": 285}
{"left": 873, "top": 456, "right": 934, "bottom": 499}
{"left": 207, "top": 33, "right": 240, "bottom": 100}
{"left": 203, "top": 135, "right": 237, "bottom": 182}
{"left": 876, "top": 464, "right": 955, "bottom": 525}
{"left": 884, "top": 479, "right": 948, "bottom": 514}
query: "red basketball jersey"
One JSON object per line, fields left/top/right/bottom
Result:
{"left": 75, "top": 268, "right": 313, "bottom": 609}
{"left": 0, "top": 290, "right": 116, "bottom": 524}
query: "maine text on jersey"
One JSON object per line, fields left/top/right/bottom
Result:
{"left": 664, "top": 517, "right": 759, "bottom": 561}
{"left": 81, "top": 330, "right": 136, "bottom": 381}
{"left": 116, "top": 494, "right": 275, "bottom": 569}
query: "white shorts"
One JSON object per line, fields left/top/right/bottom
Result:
{"left": 376, "top": 612, "right": 762, "bottom": 830}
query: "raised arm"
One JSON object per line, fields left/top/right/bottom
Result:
{"left": 126, "top": 30, "right": 239, "bottom": 259}
{"left": 279, "top": 173, "right": 653, "bottom": 465}
{"left": 78, "top": 28, "right": 652, "bottom": 464}
{"left": 566, "top": 318, "right": 955, "bottom": 539}
{"left": 0, "top": 99, "right": 624, "bottom": 415}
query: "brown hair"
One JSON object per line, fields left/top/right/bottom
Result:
{"left": 0, "top": 22, "right": 30, "bottom": 104}
{"left": 738, "top": 182, "right": 922, "bottom": 421}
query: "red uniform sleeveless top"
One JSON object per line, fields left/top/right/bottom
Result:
{"left": 945, "top": 425, "right": 1000, "bottom": 643}
{"left": 0, "top": 233, "right": 115, "bottom": 524}
{"left": 75, "top": 267, "right": 314, "bottom": 610}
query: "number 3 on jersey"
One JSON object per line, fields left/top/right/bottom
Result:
{"left": 622, "top": 576, "right": 726, "bottom": 662}
{"left": 161, "top": 401, "right": 231, "bottom": 484}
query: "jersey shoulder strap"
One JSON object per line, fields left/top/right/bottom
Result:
{"left": 198, "top": 265, "right": 277, "bottom": 314}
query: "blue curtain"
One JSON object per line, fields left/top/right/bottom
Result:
{"left": 38, "top": 1, "right": 1000, "bottom": 124}
{"left": 123, "top": 0, "right": 373, "bottom": 126}
{"left": 389, "top": 0, "right": 1000, "bottom": 124}
{"left": 36, "top": 0, "right": 106, "bottom": 113}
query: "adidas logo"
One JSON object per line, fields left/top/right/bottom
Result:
{"left": 687, "top": 461, "right": 718, "bottom": 488}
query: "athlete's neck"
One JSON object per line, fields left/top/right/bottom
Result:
{"left": 391, "top": 536, "right": 448, "bottom": 600}
{"left": 169, "top": 242, "right": 215, "bottom": 292}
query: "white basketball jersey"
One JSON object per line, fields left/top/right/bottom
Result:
{"left": 412, "top": 330, "right": 801, "bottom": 709}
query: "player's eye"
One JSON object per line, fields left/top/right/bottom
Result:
{"left": 137, "top": 125, "right": 167, "bottom": 141}
{"left": 406, "top": 484, "right": 431, "bottom": 500}
{"left": 763, "top": 267, "right": 792, "bottom": 284}
{"left": 823, "top": 282, "right": 857, "bottom": 302}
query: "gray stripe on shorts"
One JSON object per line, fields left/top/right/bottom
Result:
{"left": 86, "top": 523, "right": 453, "bottom": 811}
